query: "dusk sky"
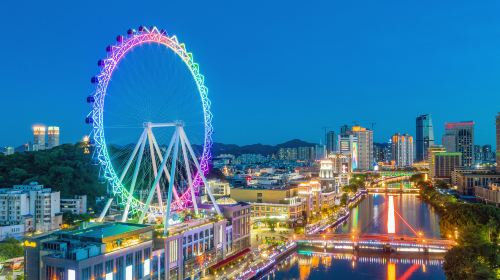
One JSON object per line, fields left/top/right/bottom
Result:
{"left": 1, "top": 0, "right": 499, "bottom": 147}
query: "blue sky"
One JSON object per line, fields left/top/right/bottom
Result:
{"left": 0, "top": 0, "right": 499, "bottom": 147}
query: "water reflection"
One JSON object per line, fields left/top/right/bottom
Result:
{"left": 265, "top": 191, "right": 446, "bottom": 279}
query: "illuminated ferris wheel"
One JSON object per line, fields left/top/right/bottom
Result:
{"left": 85, "top": 26, "right": 220, "bottom": 228}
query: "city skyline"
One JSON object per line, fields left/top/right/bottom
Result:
{"left": 1, "top": 1, "right": 499, "bottom": 147}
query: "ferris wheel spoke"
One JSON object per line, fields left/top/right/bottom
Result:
{"left": 121, "top": 130, "right": 148, "bottom": 222}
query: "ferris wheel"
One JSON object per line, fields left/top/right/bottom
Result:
{"left": 85, "top": 26, "right": 220, "bottom": 229}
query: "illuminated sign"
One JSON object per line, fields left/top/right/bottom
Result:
{"left": 351, "top": 142, "right": 358, "bottom": 170}
{"left": 105, "top": 272, "right": 113, "bottom": 280}
{"left": 143, "top": 259, "right": 150, "bottom": 276}
{"left": 23, "top": 240, "right": 36, "bottom": 248}
{"left": 68, "top": 269, "right": 76, "bottom": 280}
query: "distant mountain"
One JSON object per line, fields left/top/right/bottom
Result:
{"left": 211, "top": 139, "right": 317, "bottom": 156}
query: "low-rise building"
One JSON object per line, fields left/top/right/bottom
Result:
{"left": 61, "top": 195, "right": 87, "bottom": 214}
{"left": 474, "top": 182, "right": 500, "bottom": 206}
{"left": 24, "top": 222, "right": 154, "bottom": 280}
{"left": 230, "top": 186, "right": 306, "bottom": 224}
{"left": 453, "top": 170, "right": 500, "bottom": 195}
{"left": 0, "top": 182, "right": 61, "bottom": 233}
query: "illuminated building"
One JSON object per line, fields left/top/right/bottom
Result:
{"left": 431, "top": 152, "right": 462, "bottom": 181}
{"left": 24, "top": 223, "right": 153, "bottom": 280}
{"left": 319, "top": 153, "right": 351, "bottom": 194}
{"left": 454, "top": 171, "right": 500, "bottom": 195}
{"left": 338, "top": 135, "right": 358, "bottom": 170}
{"left": 230, "top": 185, "right": 306, "bottom": 224}
{"left": 47, "top": 126, "right": 60, "bottom": 149}
{"left": 325, "top": 131, "right": 337, "bottom": 155}
{"left": 206, "top": 180, "right": 231, "bottom": 198}
{"left": 32, "top": 125, "right": 46, "bottom": 151}
{"left": 373, "top": 142, "right": 391, "bottom": 163}
{"left": 278, "top": 147, "right": 298, "bottom": 161}
{"left": 60, "top": 195, "right": 87, "bottom": 214}
{"left": 351, "top": 125, "right": 373, "bottom": 170}
{"left": 297, "top": 181, "right": 322, "bottom": 218}
{"left": 442, "top": 121, "right": 474, "bottom": 167}
{"left": 416, "top": 114, "right": 434, "bottom": 161}
{"left": 474, "top": 182, "right": 500, "bottom": 206}
{"left": 391, "top": 133, "right": 414, "bottom": 167}
{"left": 297, "top": 146, "right": 316, "bottom": 161}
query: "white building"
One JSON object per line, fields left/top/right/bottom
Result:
{"left": 60, "top": 195, "right": 87, "bottom": 214}
{"left": 391, "top": 133, "right": 414, "bottom": 167}
{"left": 0, "top": 182, "right": 61, "bottom": 233}
{"left": 207, "top": 180, "right": 231, "bottom": 197}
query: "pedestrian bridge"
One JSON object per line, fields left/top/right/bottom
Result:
{"left": 293, "top": 233, "right": 454, "bottom": 254}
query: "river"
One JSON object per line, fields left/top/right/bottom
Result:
{"left": 262, "top": 190, "right": 446, "bottom": 280}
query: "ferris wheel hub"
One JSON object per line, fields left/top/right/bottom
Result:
{"left": 143, "top": 121, "right": 185, "bottom": 128}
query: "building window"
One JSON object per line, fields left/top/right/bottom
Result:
{"left": 82, "top": 267, "right": 91, "bottom": 280}
{"left": 94, "top": 263, "right": 103, "bottom": 280}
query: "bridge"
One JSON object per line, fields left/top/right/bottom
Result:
{"left": 294, "top": 195, "right": 455, "bottom": 255}
{"left": 367, "top": 175, "right": 420, "bottom": 193}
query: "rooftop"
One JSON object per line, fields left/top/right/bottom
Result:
{"left": 65, "top": 222, "right": 151, "bottom": 240}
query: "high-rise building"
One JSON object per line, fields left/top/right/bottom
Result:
{"left": 443, "top": 121, "right": 474, "bottom": 167}
{"left": 481, "top": 145, "right": 494, "bottom": 162}
{"left": 474, "top": 145, "right": 482, "bottom": 162}
{"left": 326, "top": 131, "right": 337, "bottom": 155}
{"left": 416, "top": 114, "right": 434, "bottom": 161}
{"left": 431, "top": 152, "right": 462, "bottom": 180}
{"left": 497, "top": 113, "right": 500, "bottom": 172}
{"left": 340, "top": 125, "right": 350, "bottom": 136}
{"left": 428, "top": 145, "right": 447, "bottom": 178}
{"left": 338, "top": 134, "right": 358, "bottom": 170}
{"left": 373, "top": 142, "right": 391, "bottom": 163}
{"left": 391, "top": 133, "right": 414, "bottom": 167}
{"left": 32, "top": 125, "right": 46, "bottom": 151}
{"left": 351, "top": 125, "right": 373, "bottom": 170}
{"left": 298, "top": 146, "right": 316, "bottom": 161}
{"left": 47, "top": 126, "right": 60, "bottom": 149}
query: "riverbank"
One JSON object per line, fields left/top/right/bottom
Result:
{"left": 420, "top": 186, "right": 500, "bottom": 279}
{"left": 235, "top": 190, "right": 369, "bottom": 280}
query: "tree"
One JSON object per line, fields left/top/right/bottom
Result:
{"left": 0, "top": 239, "right": 23, "bottom": 261}
{"left": 264, "top": 218, "right": 279, "bottom": 232}
{"left": 340, "top": 193, "right": 349, "bottom": 207}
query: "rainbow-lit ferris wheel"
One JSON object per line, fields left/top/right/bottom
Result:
{"left": 85, "top": 26, "right": 220, "bottom": 229}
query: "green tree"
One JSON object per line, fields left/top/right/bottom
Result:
{"left": 340, "top": 193, "right": 349, "bottom": 207}
{"left": 0, "top": 239, "right": 23, "bottom": 261}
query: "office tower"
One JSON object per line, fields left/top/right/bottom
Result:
{"left": 338, "top": 134, "right": 358, "bottom": 170}
{"left": 428, "top": 145, "right": 447, "bottom": 178}
{"left": 351, "top": 125, "right": 373, "bottom": 170}
{"left": 497, "top": 113, "right": 500, "bottom": 172}
{"left": 391, "top": 133, "right": 414, "bottom": 167}
{"left": 340, "top": 125, "right": 350, "bottom": 136}
{"left": 481, "top": 145, "right": 493, "bottom": 162}
{"left": 431, "top": 152, "right": 462, "bottom": 180}
{"left": 373, "top": 142, "right": 391, "bottom": 163}
{"left": 474, "top": 145, "right": 482, "bottom": 162}
{"left": 443, "top": 121, "right": 474, "bottom": 167}
{"left": 32, "top": 125, "right": 46, "bottom": 151}
{"left": 326, "top": 131, "right": 337, "bottom": 155}
{"left": 47, "top": 126, "right": 60, "bottom": 148}
{"left": 416, "top": 114, "right": 434, "bottom": 161}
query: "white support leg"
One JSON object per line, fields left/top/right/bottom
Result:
{"left": 179, "top": 128, "right": 221, "bottom": 216}
{"left": 180, "top": 136, "right": 198, "bottom": 215}
{"left": 150, "top": 130, "right": 180, "bottom": 201}
{"left": 138, "top": 129, "right": 178, "bottom": 223}
{"left": 164, "top": 130, "right": 180, "bottom": 235}
{"left": 121, "top": 132, "right": 148, "bottom": 222}
{"left": 97, "top": 198, "right": 113, "bottom": 222}
{"left": 147, "top": 128, "right": 164, "bottom": 212}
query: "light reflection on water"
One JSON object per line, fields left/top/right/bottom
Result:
{"left": 265, "top": 191, "right": 446, "bottom": 280}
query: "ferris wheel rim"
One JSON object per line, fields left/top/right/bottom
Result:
{"left": 87, "top": 26, "right": 213, "bottom": 216}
